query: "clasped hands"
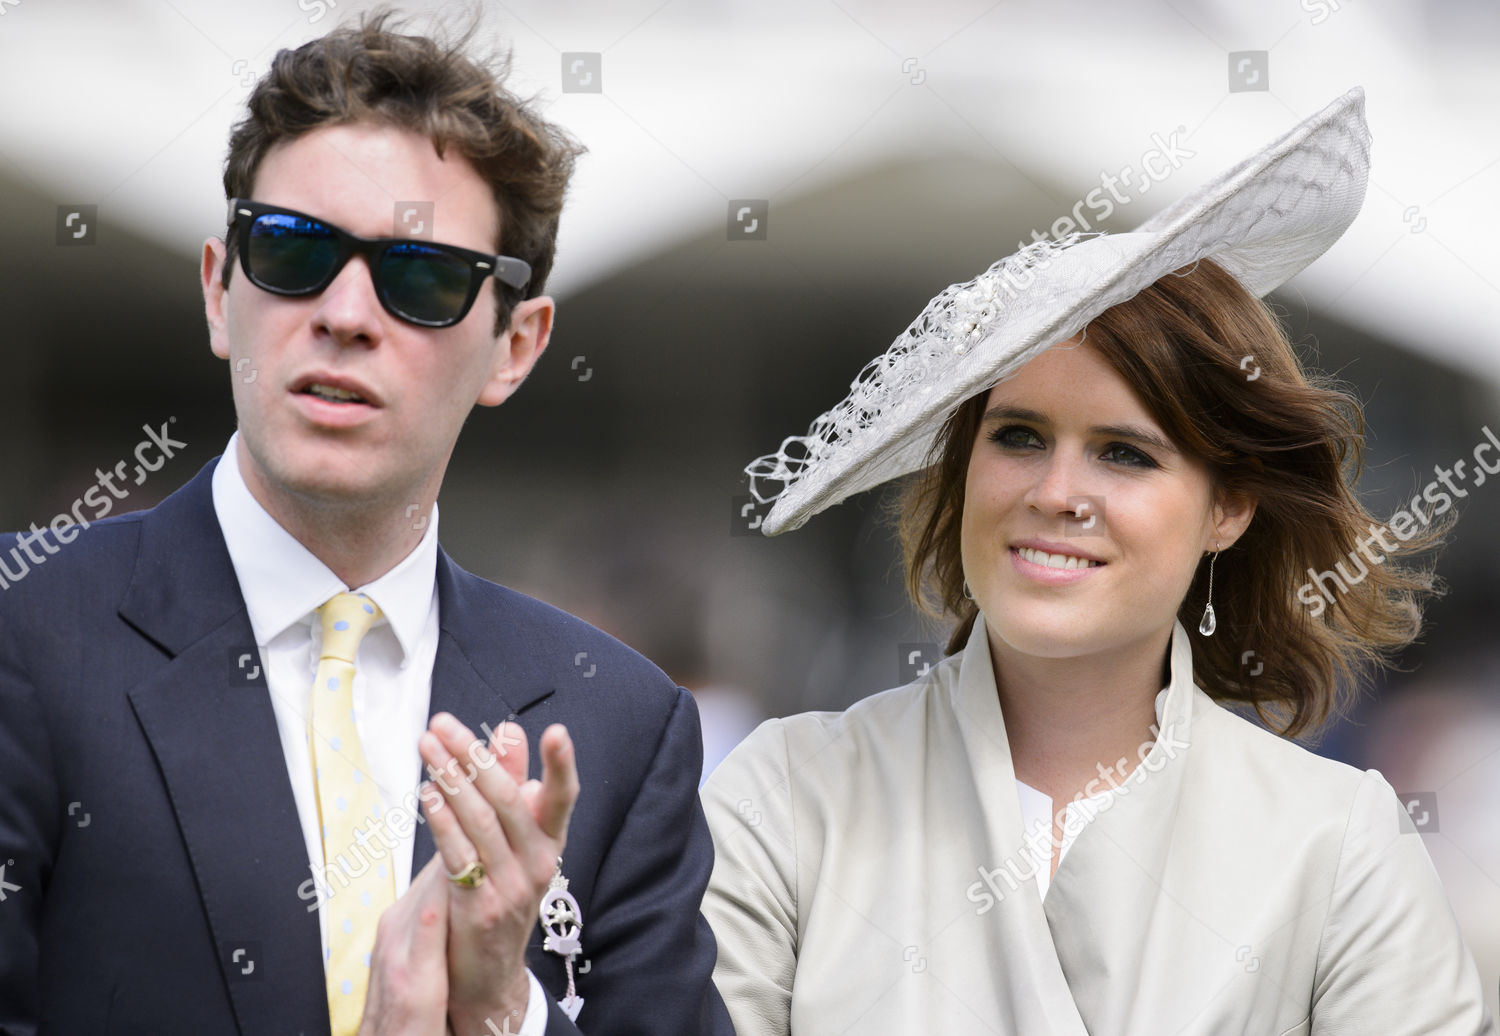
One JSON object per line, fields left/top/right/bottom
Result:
{"left": 357, "top": 714, "right": 579, "bottom": 1036}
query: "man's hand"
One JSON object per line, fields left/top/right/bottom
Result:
{"left": 357, "top": 852, "right": 450, "bottom": 1036}
{"left": 419, "top": 715, "right": 579, "bottom": 1036}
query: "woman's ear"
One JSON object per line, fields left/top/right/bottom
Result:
{"left": 1211, "top": 486, "right": 1258, "bottom": 549}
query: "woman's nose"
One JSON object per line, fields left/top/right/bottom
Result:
{"left": 1022, "top": 450, "right": 1098, "bottom": 521}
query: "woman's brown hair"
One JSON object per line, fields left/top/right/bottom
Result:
{"left": 897, "top": 256, "right": 1456, "bottom": 742}
{"left": 219, "top": 4, "right": 584, "bottom": 335}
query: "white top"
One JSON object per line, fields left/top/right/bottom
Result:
{"left": 211, "top": 433, "right": 547, "bottom": 1033}
{"left": 1016, "top": 688, "right": 1169, "bottom": 901}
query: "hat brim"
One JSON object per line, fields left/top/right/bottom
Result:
{"left": 749, "top": 86, "right": 1371, "bottom": 536}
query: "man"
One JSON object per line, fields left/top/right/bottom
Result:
{"left": 0, "top": 8, "right": 732, "bottom": 1034}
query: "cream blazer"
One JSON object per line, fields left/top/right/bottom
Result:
{"left": 702, "top": 615, "right": 1494, "bottom": 1035}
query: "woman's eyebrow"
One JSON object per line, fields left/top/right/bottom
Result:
{"left": 980, "top": 404, "right": 1176, "bottom": 454}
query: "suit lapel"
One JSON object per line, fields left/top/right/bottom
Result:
{"left": 120, "top": 460, "right": 330, "bottom": 1036}
{"left": 409, "top": 551, "right": 556, "bottom": 879}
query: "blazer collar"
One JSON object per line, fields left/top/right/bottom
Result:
{"left": 1040, "top": 619, "right": 1205, "bottom": 1024}
{"left": 410, "top": 551, "right": 562, "bottom": 874}
{"left": 120, "top": 456, "right": 557, "bottom": 716}
{"left": 944, "top": 613, "right": 1201, "bottom": 1034}
{"left": 118, "top": 458, "right": 247, "bottom": 656}
{"left": 430, "top": 546, "right": 556, "bottom": 717}
{"left": 947, "top": 612, "right": 1198, "bottom": 795}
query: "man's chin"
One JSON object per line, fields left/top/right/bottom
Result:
{"left": 284, "top": 471, "right": 387, "bottom": 505}
{"left": 244, "top": 433, "right": 410, "bottom": 510}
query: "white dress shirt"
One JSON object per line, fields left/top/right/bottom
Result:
{"left": 1015, "top": 687, "right": 1169, "bottom": 901}
{"left": 211, "top": 433, "right": 547, "bottom": 1034}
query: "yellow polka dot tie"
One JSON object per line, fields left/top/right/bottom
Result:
{"left": 308, "top": 592, "right": 395, "bottom": 1036}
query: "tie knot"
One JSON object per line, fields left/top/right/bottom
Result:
{"left": 318, "top": 592, "right": 382, "bottom": 664}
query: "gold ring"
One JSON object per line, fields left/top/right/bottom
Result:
{"left": 447, "top": 860, "right": 486, "bottom": 888}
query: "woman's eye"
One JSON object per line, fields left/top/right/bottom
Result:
{"left": 1103, "top": 444, "right": 1156, "bottom": 468}
{"left": 987, "top": 425, "right": 1157, "bottom": 468}
{"left": 988, "top": 425, "right": 1042, "bottom": 448}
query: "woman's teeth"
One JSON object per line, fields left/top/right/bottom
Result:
{"left": 1016, "top": 546, "right": 1102, "bottom": 570}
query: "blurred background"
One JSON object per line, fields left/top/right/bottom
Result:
{"left": 1, "top": 0, "right": 1496, "bottom": 1015}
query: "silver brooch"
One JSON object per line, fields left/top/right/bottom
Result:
{"left": 539, "top": 857, "right": 585, "bottom": 1021}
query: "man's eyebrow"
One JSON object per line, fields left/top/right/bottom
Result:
{"left": 980, "top": 404, "right": 1176, "bottom": 453}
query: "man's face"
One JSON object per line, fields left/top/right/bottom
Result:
{"left": 201, "top": 121, "right": 551, "bottom": 513}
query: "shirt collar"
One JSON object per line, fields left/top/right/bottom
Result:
{"left": 210, "top": 431, "right": 438, "bottom": 665}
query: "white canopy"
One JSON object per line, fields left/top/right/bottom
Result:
{"left": 1, "top": 0, "right": 1496, "bottom": 384}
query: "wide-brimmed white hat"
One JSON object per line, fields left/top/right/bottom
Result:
{"left": 745, "top": 86, "right": 1371, "bottom": 535}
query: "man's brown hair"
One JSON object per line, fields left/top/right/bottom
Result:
{"left": 220, "top": 4, "right": 584, "bottom": 334}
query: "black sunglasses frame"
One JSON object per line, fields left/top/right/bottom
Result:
{"left": 226, "top": 197, "right": 532, "bottom": 328}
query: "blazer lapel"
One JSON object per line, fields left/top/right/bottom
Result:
{"left": 120, "top": 460, "right": 330, "bottom": 1036}
{"left": 1040, "top": 618, "right": 1199, "bottom": 1031}
{"left": 946, "top": 616, "right": 1093, "bottom": 1036}
{"left": 409, "top": 552, "right": 556, "bottom": 879}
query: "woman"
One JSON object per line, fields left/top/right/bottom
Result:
{"left": 701, "top": 87, "right": 1493, "bottom": 1034}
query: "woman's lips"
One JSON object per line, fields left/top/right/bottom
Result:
{"left": 1008, "top": 545, "right": 1106, "bottom": 585}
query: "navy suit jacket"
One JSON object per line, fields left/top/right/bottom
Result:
{"left": 0, "top": 459, "right": 734, "bottom": 1035}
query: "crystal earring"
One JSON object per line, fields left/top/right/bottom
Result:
{"left": 1198, "top": 543, "right": 1219, "bottom": 637}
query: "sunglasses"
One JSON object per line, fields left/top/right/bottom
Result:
{"left": 226, "top": 198, "right": 532, "bottom": 328}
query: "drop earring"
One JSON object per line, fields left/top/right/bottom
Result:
{"left": 1198, "top": 542, "right": 1219, "bottom": 637}
{"left": 962, "top": 580, "right": 975, "bottom": 601}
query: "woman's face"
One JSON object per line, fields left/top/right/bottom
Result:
{"left": 960, "top": 336, "right": 1252, "bottom": 660}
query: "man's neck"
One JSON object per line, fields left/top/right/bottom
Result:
{"left": 236, "top": 437, "right": 431, "bottom": 589}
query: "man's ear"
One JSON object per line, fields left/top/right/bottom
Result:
{"left": 477, "top": 295, "right": 554, "bottom": 408}
{"left": 202, "top": 236, "right": 232, "bottom": 362}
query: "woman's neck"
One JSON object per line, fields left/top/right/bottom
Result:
{"left": 988, "top": 622, "right": 1171, "bottom": 805}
